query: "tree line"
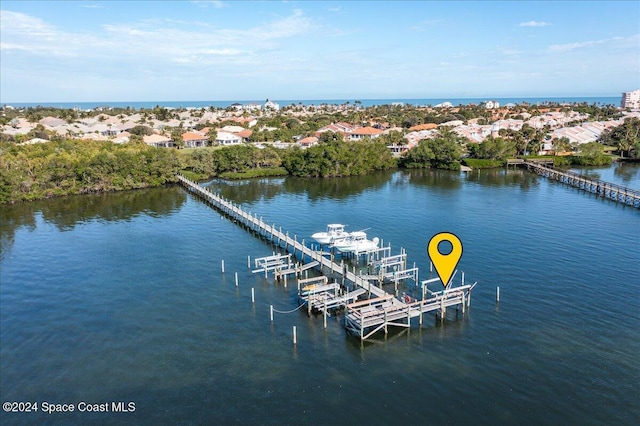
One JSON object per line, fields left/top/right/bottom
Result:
{"left": 0, "top": 139, "right": 180, "bottom": 203}
{"left": 2, "top": 117, "right": 638, "bottom": 204}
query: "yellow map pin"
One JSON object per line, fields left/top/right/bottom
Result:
{"left": 428, "top": 232, "right": 463, "bottom": 288}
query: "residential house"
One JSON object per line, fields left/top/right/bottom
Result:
{"left": 408, "top": 123, "right": 438, "bottom": 132}
{"left": 143, "top": 134, "right": 173, "bottom": 148}
{"left": 297, "top": 136, "right": 319, "bottom": 148}
{"left": 215, "top": 131, "right": 242, "bottom": 146}
{"left": 182, "top": 131, "right": 208, "bottom": 148}
{"left": 315, "top": 122, "right": 358, "bottom": 139}
{"left": 349, "top": 126, "right": 383, "bottom": 141}
{"left": 235, "top": 129, "right": 253, "bottom": 143}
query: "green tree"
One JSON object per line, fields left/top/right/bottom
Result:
{"left": 468, "top": 137, "right": 516, "bottom": 160}
{"left": 575, "top": 142, "right": 611, "bottom": 166}
{"left": 207, "top": 128, "right": 218, "bottom": 147}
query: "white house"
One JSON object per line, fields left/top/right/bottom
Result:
{"left": 215, "top": 131, "right": 242, "bottom": 146}
{"left": 264, "top": 99, "right": 280, "bottom": 111}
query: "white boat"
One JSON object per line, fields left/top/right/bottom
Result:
{"left": 332, "top": 231, "right": 379, "bottom": 253}
{"left": 311, "top": 224, "right": 350, "bottom": 245}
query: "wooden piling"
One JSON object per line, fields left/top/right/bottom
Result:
{"left": 323, "top": 301, "right": 327, "bottom": 329}
{"left": 251, "top": 287, "right": 255, "bottom": 303}
{"left": 221, "top": 259, "right": 225, "bottom": 273}
{"left": 496, "top": 286, "right": 500, "bottom": 302}
{"left": 293, "top": 326, "right": 297, "bottom": 345}
{"left": 235, "top": 272, "right": 238, "bottom": 287}
{"left": 270, "top": 305, "right": 274, "bottom": 322}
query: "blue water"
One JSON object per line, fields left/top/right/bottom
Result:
{"left": 3, "top": 97, "right": 621, "bottom": 110}
{"left": 1, "top": 165, "right": 639, "bottom": 425}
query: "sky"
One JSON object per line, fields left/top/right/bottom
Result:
{"left": 0, "top": 1, "right": 639, "bottom": 102}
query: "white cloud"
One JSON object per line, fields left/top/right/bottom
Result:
{"left": 1, "top": 9, "right": 313, "bottom": 63}
{"left": 519, "top": 21, "right": 550, "bottom": 27}
{"left": 549, "top": 37, "right": 615, "bottom": 52}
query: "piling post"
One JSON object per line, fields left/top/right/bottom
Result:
{"left": 251, "top": 287, "right": 255, "bottom": 303}
{"left": 284, "top": 274, "right": 287, "bottom": 288}
{"left": 323, "top": 301, "right": 327, "bottom": 329}
{"left": 270, "top": 305, "right": 274, "bottom": 322}
{"left": 496, "top": 286, "right": 500, "bottom": 302}
{"left": 293, "top": 326, "right": 297, "bottom": 345}
{"left": 235, "top": 272, "right": 238, "bottom": 287}
{"left": 221, "top": 259, "right": 225, "bottom": 273}
{"left": 247, "top": 255, "right": 251, "bottom": 269}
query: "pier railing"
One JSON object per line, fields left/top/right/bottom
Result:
{"left": 518, "top": 161, "right": 640, "bottom": 208}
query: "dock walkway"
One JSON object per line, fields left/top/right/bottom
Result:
{"left": 509, "top": 160, "right": 640, "bottom": 208}
{"left": 177, "top": 175, "right": 388, "bottom": 297}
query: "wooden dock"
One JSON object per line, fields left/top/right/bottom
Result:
{"left": 509, "top": 160, "right": 640, "bottom": 208}
{"left": 344, "top": 283, "right": 473, "bottom": 340}
{"left": 177, "top": 175, "right": 474, "bottom": 340}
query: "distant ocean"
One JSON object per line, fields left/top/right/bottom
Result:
{"left": 2, "top": 97, "right": 621, "bottom": 110}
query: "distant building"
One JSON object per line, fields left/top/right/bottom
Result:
{"left": 621, "top": 90, "right": 640, "bottom": 109}
{"left": 243, "top": 103, "right": 262, "bottom": 111}
{"left": 481, "top": 100, "right": 500, "bottom": 109}
{"left": 264, "top": 99, "right": 280, "bottom": 111}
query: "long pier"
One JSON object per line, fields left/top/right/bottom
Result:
{"left": 177, "top": 175, "right": 387, "bottom": 297}
{"left": 509, "top": 160, "right": 640, "bottom": 208}
{"left": 177, "top": 175, "right": 473, "bottom": 340}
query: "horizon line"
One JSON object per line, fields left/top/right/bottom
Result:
{"left": 0, "top": 94, "right": 624, "bottom": 105}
